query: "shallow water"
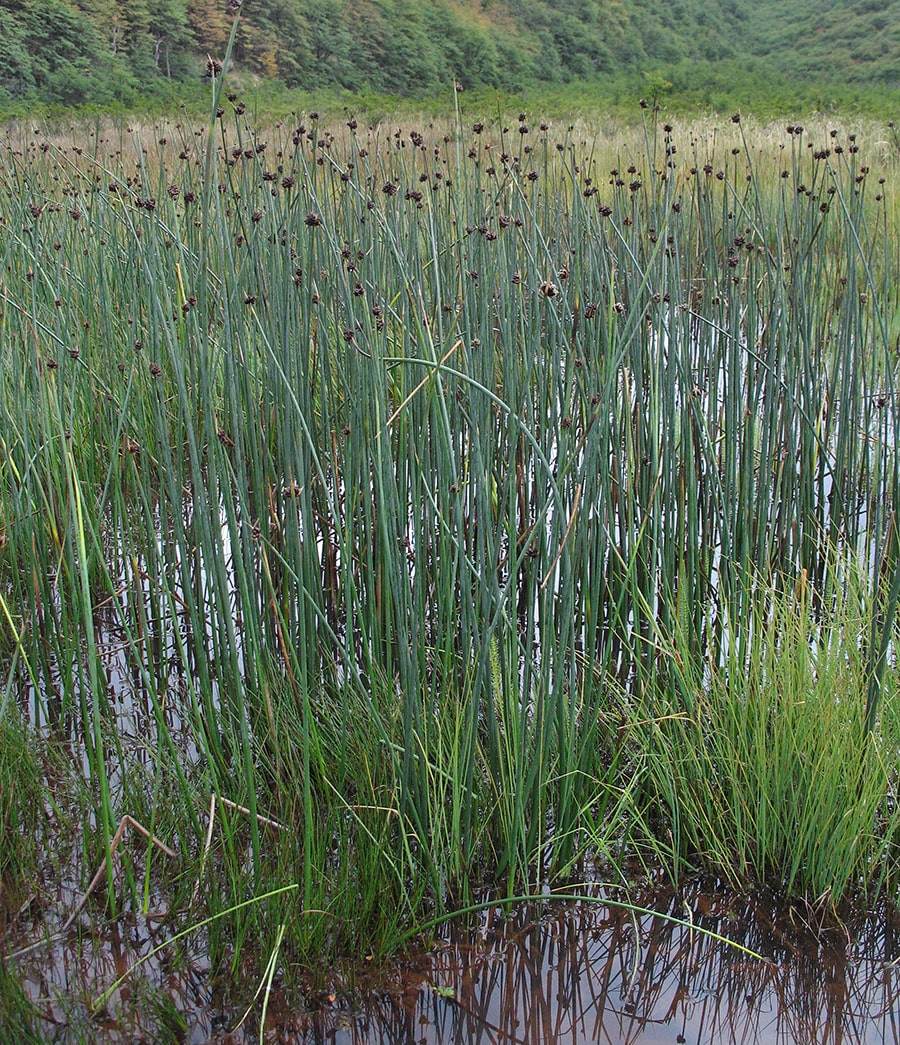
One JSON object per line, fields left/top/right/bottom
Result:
{"left": 284, "top": 882, "right": 900, "bottom": 1045}
{"left": 7, "top": 877, "right": 900, "bottom": 1044}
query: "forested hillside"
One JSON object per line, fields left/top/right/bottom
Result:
{"left": 743, "top": 0, "right": 900, "bottom": 87}
{"left": 0, "top": 0, "right": 897, "bottom": 107}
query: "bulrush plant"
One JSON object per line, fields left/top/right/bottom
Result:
{"left": 1, "top": 89, "right": 900, "bottom": 1012}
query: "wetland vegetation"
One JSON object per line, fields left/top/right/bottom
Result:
{"left": 1, "top": 55, "right": 900, "bottom": 1038}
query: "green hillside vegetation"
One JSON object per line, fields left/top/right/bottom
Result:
{"left": 0, "top": 0, "right": 897, "bottom": 110}
{"left": 745, "top": 0, "right": 900, "bottom": 87}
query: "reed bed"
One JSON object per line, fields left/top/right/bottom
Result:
{"left": 1, "top": 88, "right": 900, "bottom": 986}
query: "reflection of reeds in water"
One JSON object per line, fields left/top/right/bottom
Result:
{"left": 302, "top": 884, "right": 900, "bottom": 1044}
{"left": 10, "top": 879, "right": 900, "bottom": 1042}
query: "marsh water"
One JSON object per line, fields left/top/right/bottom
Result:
{"left": 7, "top": 873, "right": 900, "bottom": 1044}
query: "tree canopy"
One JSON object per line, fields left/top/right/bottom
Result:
{"left": 0, "top": 0, "right": 896, "bottom": 107}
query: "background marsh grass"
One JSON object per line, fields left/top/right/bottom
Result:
{"left": 0, "top": 103, "right": 899, "bottom": 982}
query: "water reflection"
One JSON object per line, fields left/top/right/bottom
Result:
{"left": 292, "top": 882, "right": 900, "bottom": 1045}
{"left": 13, "top": 877, "right": 899, "bottom": 1043}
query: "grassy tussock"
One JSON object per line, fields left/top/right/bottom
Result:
{"left": 631, "top": 578, "right": 900, "bottom": 901}
{"left": 0, "top": 712, "right": 48, "bottom": 878}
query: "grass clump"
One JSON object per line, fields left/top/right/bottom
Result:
{"left": 0, "top": 711, "right": 58, "bottom": 881}
{"left": 631, "top": 577, "right": 900, "bottom": 902}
